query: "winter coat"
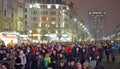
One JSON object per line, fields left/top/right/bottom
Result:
{"left": 90, "top": 51, "right": 100, "bottom": 61}
{"left": 19, "top": 54, "right": 26, "bottom": 65}
{"left": 14, "top": 55, "right": 21, "bottom": 69}
{"left": 37, "top": 59, "right": 45, "bottom": 69}
{"left": 44, "top": 57, "right": 51, "bottom": 68}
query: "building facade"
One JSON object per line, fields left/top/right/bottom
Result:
{"left": 26, "top": 0, "right": 77, "bottom": 41}
{"left": 88, "top": 11, "right": 106, "bottom": 40}
{"left": 0, "top": 0, "right": 25, "bottom": 33}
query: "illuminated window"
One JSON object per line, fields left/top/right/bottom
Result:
{"left": 56, "top": 24, "right": 58, "bottom": 27}
{"left": 37, "top": 0, "right": 41, "bottom": 3}
{"left": 40, "top": 16, "right": 49, "bottom": 21}
{"left": 47, "top": 5, "right": 51, "bottom": 9}
{"left": 47, "top": 0, "right": 50, "bottom": 4}
{"left": 56, "top": 5, "right": 60, "bottom": 9}
{"left": 51, "top": 17, "right": 56, "bottom": 21}
{"left": 51, "top": 5, "right": 56, "bottom": 9}
{"left": 51, "top": 0, "right": 55, "bottom": 3}
{"left": 25, "top": 15, "right": 27, "bottom": 18}
{"left": 33, "top": 10, "right": 37, "bottom": 15}
{"left": 41, "top": 0, "right": 46, "bottom": 3}
{"left": 62, "top": 6, "right": 67, "bottom": 9}
{"left": 51, "top": 11, "right": 56, "bottom": 15}
{"left": 18, "top": 0, "right": 23, "bottom": 3}
{"left": 41, "top": 11, "right": 48, "bottom": 15}
{"left": 39, "top": 22, "right": 41, "bottom": 27}
{"left": 41, "top": 5, "right": 47, "bottom": 8}
{"left": 33, "top": 17, "right": 37, "bottom": 21}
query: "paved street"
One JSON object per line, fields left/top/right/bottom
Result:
{"left": 101, "top": 62, "right": 120, "bottom": 69}
{"left": 100, "top": 54, "right": 120, "bottom": 69}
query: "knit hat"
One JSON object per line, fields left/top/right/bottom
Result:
{"left": 89, "top": 60, "right": 97, "bottom": 69}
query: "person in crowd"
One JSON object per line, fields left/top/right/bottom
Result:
{"left": 85, "top": 45, "right": 91, "bottom": 62}
{"left": 50, "top": 50, "right": 57, "bottom": 62}
{"left": 44, "top": 53, "right": 51, "bottom": 69}
{"left": 31, "top": 51, "right": 38, "bottom": 69}
{"left": 48, "top": 60, "right": 57, "bottom": 69}
{"left": 19, "top": 50, "right": 26, "bottom": 69}
{"left": 1, "top": 62, "right": 10, "bottom": 69}
{"left": 69, "top": 60, "right": 76, "bottom": 69}
{"left": 8, "top": 48, "right": 15, "bottom": 69}
{"left": 25, "top": 47, "right": 32, "bottom": 69}
{"left": 89, "top": 60, "right": 97, "bottom": 69}
{"left": 111, "top": 46, "right": 116, "bottom": 62}
{"left": 14, "top": 54, "right": 21, "bottom": 69}
{"left": 104, "top": 43, "right": 111, "bottom": 62}
{"left": 76, "top": 62, "right": 82, "bottom": 69}
{"left": 37, "top": 54, "right": 44, "bottom": 69}
{"left": 81, "top": 48, "right": 87, "bottom": 64}
{"left": 83, "top": 61, "right": 89, "bottom": 69}
{"left": 56, "top": 53, "right": 66, "bottom": 67}
{"left": 57, "top": 61, "right": 66, "bottom": 69}
{"left": 90, "top": 47, "right": 100, "bottom": 62}
{"left": 0, "top": 40, "right": 119, "bottom": 69}
{"left": 65, "top": 60, "right": 71, "bottom": 69}
{"left": 97, "top": 46, "right": 104, "bottom": 62}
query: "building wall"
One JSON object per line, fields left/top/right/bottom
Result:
{"left": 0, "top": 0, "right": 14, "bottom": 32}
{"left": 0, "top": 0, "right": 25, "bottom": 33}
{"left": 88, "top": 11, "right": 106, "bottom": 40}
{"left": 29, "top": 3, "right": 70, "bottom": 34}
{"left": 13, "top": 0, "right": 25, "bottom": 33}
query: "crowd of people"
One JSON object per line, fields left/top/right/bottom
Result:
{"left": 0, "top": 40, "right": 120, "bottom": 69}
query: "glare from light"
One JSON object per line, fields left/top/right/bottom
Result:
{"left": 74, "top": 18, "right": 77, "bottom": 22}
{"left": 63, "top": 22, "right": 65, "bottom": 27}
{"left": 47, "top": 4, "right": 51, "bottom": 9}
{"left": 29, "top": 30, "right": 32, "bottom": 33}
{"left": 56, "top": 24, "right": 58, "bottom": 27}
{"left": 56, "top": 31, "right": 58, "bottom": 33}
{"left": 56, "top": 5, "right": 59, "bottom": 9}
{"left": 62, "top": 13, "right": 65, "bottom": 16}
{"left": 62, "top": 10, "right": 65, "bottom": 12}
{"left": 80, "top": 23, "right": 83, "bottom": 26}
{"left": 84, "top": 27, "right": 87, "bottom": 31}
{"left": 29, "top": 5, "right": 32, "bottom": 8}
{"left": 35, "top": 3, "right": 40, "bottom": 8}
{"left": 52, "top": 21, "right": 55, "bottom": 24}
{"left": 67, "top": 6, "right": 69, "bottom": 10}
{"left": 39, "top": 22, "right": 41, "bottom": 27}
{"left": 82, "top": 25, "right": 85, "bottom": 28}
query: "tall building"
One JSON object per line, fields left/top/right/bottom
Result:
{"left": 0, "top": 0, "right": 14, "bottom": 32}
{"left": 88, "top": 11, "right": 106, "bottom": 40}
{"left": 25, "top": 0, "right": 77, "bottom": 41}
{"left": 0, "top": 0, "right": 25, "bottom": 33}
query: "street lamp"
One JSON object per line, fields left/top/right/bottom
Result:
{"left": 29, "top": 30, "right": 32, "bottom": 42}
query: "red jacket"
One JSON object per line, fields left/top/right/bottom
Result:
{"left": 66, "top": 45, "right": 71, "bottom": 54}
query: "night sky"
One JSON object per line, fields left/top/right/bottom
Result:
{"left": 70, "top": 0, "right": 120, "bottom": 36}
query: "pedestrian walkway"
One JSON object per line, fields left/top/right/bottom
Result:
{"left": 101, "top": 53, "right": 120, "bottom": 69}
{"left": 101, "top": 62, "right": 120, "bottom": 69}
